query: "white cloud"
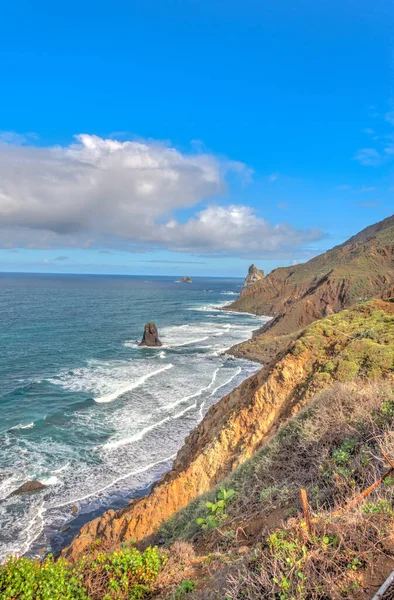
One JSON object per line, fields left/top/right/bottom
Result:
{"left": 151, "top": 205, "right": 323, "bottom": 256}
{"left": 353, "top": 148, "right": 382, "bottom": 166}
{"left": 268, "top": 172, "right": 279, "bottom": 181}
{"left": 360, "top": 185, "right": 376, "bottom": 193}
{"left": 0, "top": 134, "right": 323, "bottom": 257}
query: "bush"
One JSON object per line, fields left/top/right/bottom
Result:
{"left": 82, "top": 544, "right": 165, "bottom": 600}
{"left": 0, "top": 555, "right": 88, "bottom": 600}
{"left": 0, "top": 545, "right": 166, "bottom": 600}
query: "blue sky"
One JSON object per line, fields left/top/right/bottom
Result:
{"left": 0, "top": 0, "right": 393, "bottom": 276}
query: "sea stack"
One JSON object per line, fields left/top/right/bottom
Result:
{"left": 180, "top": 276, "right": 192, "bottom": 283}
{"left": 243, "top": 264, "right": 264, "bottom": 287}
{"left": 139, "top": 322, "right": 162, "bottom": 347}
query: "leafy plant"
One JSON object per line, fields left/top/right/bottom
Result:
{"left": 196, "top": 488, "right": 235, "bottom": 529}
{"left": 0, "top": 555, "right": 88, "bottom": 600}
{"left": 88, "top": 544, "right": 166, "bottom": 599}
{"left": 0, "top": 545, "right": 166, "bottom": 600}
{"left": 174, "top": 579, "right": 196, "bottom": 598}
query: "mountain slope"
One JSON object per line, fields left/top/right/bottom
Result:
{"left": 227, "top": 215, "right": 394, "bottom": 338}
{"left": 64, "top": 299, "right": 394, "bottom": 560}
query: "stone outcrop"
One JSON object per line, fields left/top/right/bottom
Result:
{"left": 11, "top": 480, "right": 46, "bottom": 495}
{"left": 228, "top": 215, "right": 394, "bottom": 338}
{"left": 139, "top": 322, "right": 162, "bottom": 347}
{"left": 180, "top": 276, "right": 192, "bottom": 283}
{"left": 243, "top": 264, "right": 264, "bottom": 287}
{"left": 64, "top": 299, "right": 394, "bottom": 561}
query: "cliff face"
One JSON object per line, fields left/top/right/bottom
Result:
{"left": 243, "top": 264, "right": 264, "bottom": 287}
{"left": 64, "top": 300, "right": 394, "bottom": 561}
{"left": 228, "top": 215, "right": 394, "bottom": 338}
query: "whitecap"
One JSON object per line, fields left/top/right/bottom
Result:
{"left": 39, "top": 475, "right": 60, "bottom": 486}
{"left": 10, "top": 422, "right": 34, "bottom": 431}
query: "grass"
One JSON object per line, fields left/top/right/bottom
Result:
{"left": 158, "top": 380, "right": 394, "bottom": 598}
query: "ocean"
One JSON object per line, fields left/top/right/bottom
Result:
{"left": 0, "top": 273, "right": 268, "bottom": 560}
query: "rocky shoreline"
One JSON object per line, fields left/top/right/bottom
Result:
{"left": 62, "top": 308, "right": 266, "bottom": 560}
{"left": 62, "top": 214, "right": 394, "bottom": 560}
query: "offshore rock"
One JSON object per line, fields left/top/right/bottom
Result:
{"left": 139, "top": 322, "right": 162, "bottom": 347}
{"left": 11, "top": 480, "right": 46, "bottom": 495}
{"left": 180, "top": 276, "right": 192, "bottom": 283}
{"left": 243, "top": 264, "right": 265, "bottom": 287}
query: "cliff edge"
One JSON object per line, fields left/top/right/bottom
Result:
{"left": 227, "top": 214, "right": 394, "bottom": 339}
{"left": 64, "top": 299, "right": 394, "bottom": 560}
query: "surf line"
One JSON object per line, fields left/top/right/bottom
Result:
{"left": 94, "top": 363, "right": 173, "bottom": 403}
{"left": 49, "top": 454, "right": 177, "bottom": 510}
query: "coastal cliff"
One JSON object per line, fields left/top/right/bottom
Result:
{"left": 64, "top": 299, "right": 394, "bottom": 560}
{"left": 227, "top": 214, "right": 394, "bottom": 339}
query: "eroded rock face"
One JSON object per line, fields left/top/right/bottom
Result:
{"left": 243, "top": 264, "right": 265, "bottom": 287}
{"left": 11, "top": 480, "right": 46, "bottom": 495}
{"left": 139, "top": 322, "right": 162, "bottom": 347}
{"left": 62, "top": 299, "right": 394, "bottom": 563}
{"left": 228, "top": 215, "right": 394, "bottom": 338}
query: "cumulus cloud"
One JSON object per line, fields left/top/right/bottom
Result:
{"left": 151, "top": 205, "right": 323, "bottom": 256}
{"left": 0, "top": 134, "right": 323, "bottom": 257}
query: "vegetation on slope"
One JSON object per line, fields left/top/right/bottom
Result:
{"left": 0, "top": 544, "right": 165, "bottom": 600}
{"left": 64, "top": 300, "right": 394, "bottom": 561}
{"left": 159, "top": 381, "right": 394, "bottom": 599}
{"left": 2, "top": 299, "right": 394, "bottom": 599}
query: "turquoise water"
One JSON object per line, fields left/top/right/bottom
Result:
{"left": 0, "top": 273, "right": 267, "bottom": 559}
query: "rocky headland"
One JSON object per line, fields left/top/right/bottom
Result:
{"left": 243, "top": 263, "right": 264, "bottom": 287}
{"left": 63, "top": 215, "right": 394, "bottom": 562}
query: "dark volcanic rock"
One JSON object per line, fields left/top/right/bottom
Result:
{"left": 139, "top": 322, "right": 162, "bottom": 347}
{"left": 180, "top": 276, "right": 192, "bottom": 283}
{"left": 12, "top": 480, "right": 46, "bottom": 495}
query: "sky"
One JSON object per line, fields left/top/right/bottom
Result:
{"left": 0, "top": 0, "right": 393, "bottom": 277}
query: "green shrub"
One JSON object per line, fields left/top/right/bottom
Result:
{"left": 87, "top": 544, "right": 165, "bottom": 599}
{"left": 335, "top": 360, "right": 359, "bottom": 382}
{"left": 174, "top": 579, "right": 196, "bottom": 598}
{"left": 0, "top": 545, "right": 166, "bottom": 600}
{"left": 196, "top": 487, "right": 235, "bottom": 529}
{"left": 0, "top": 555, "right": 88, "bottom": 600}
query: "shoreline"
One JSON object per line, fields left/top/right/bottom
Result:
{"left": 24, "top": 303, "right": 266, "bottom": 560}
